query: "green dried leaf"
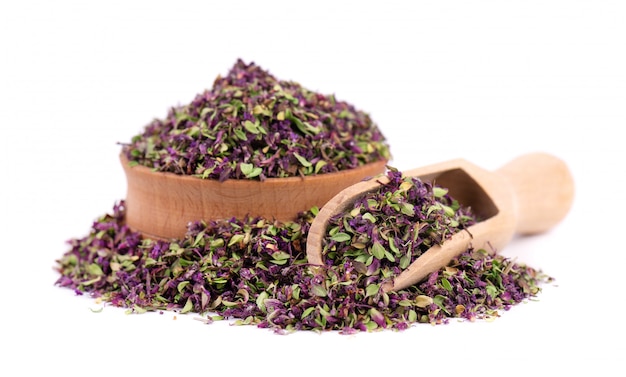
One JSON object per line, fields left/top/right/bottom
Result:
{"left": 401, "top": 202, "right": 415, "bottom": 216}
{"left": 293, "top": 152, "right": 312, "bottom": 167}
{"left": 370, "top": 242, "right": 386, "bottom": 260}
{"left": 433, "top": 295, "right": 449, "bottom": 314}
{"left": 243, "top": 120, "right": 260, "bottom": 134}
{"left": 247, "top": 167, "right": 262, "bottom": 178}
{"left": 228, "top": 233, "right": 245, "bottom": 247}
{"left": 365, "top": 283, "right": 380, "bottom": 298}
{"left": 180, "top": 297, "right": 194, "bottom": 314}
{"left": 86, "top": 263, "right": 103, "bottom": 276}
{"left": 441, "top": 204, "right": 455, "bottom": 217}
{"left": 399, "top": 255, "right": 410, "bottom": 269}
{"left": 192, "top": 232, "right": 205, "bottom": 247}
{"left": 362, "top": 212, "right": 376, "bottom": 223}
{"left": 256, "top": 291, "right": 269, "bottom": 313}
{"left": 427, "top": 204, "right": 441, "bottom": 217}
{"left": 415, "top": 295, "right": 433, "bottom": 308}
{"left": 234, "top": 127, "right": 247, "bottom": 141}
{"left": 330, "top": 232, "right": 351, "bottom": 242}
{"left": 292, "top": 284, "right": 301, "bottom": 300}
{"left": 301, "top": 306, "right": 316, "bottom": 318}
{"left": 311, "top": 284, "right": 327, "bottom": 297}
{"left": 440, "top": 278, "right": 453, "bottom": 292}
{"left": 388, "top": 238, "right": 400, "bottom": 254}
{"left": 240, "top": 162, "right": 254, "bottom": 176}
{"left": 398, "top": 180, "right": 413, "bottom": 192}
{"left": 314, "top": 160, "right": 327, "bottom": 174}
{"left": 271, "top": 251, "right": 291, "bottom": 260}
{"left": 433, "top": 187, "right": 448, "bottom": 198}
{"left": 177, "top": 281, "right": 190, "bottom": 293}
{"left": 384, "top": 250, "right": 395, "bottom": 262}
{"left": 210, "top": 238, "right": 224, "bottom": 248}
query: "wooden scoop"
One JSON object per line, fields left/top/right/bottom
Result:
{"left": 305, "top": 152, "right": 575, "bottom": 292}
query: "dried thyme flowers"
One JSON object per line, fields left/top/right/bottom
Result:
{"left": 321, "top": 168, "right": 477, "bottom": 287}
{"left": 121, "top": 59, "right": 390, "bottom": 181}
{"left": 55, "top": 169, "right": 552, "bottom": 333}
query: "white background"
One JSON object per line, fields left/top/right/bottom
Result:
{"left": 1, "top": 1, "right": 624, "bottom": 376}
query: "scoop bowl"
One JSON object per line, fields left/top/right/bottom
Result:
{"left": 305, "top": 152, "right": 575, "bottom": 291}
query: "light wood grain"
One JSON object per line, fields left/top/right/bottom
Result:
{"left": 305, "top": 152, "right": 575, "bottom": 291}
{"left": 120, "top": 154, "right": 388, "bottom": 240}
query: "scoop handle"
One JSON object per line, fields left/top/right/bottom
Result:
{"left": 496, "top": 152, "right": 575, "bottom": 235}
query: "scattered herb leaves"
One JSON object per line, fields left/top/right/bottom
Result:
{"left": 55, "top": 168, "right": 553, "bottom": 334}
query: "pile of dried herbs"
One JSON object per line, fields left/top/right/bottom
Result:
{"left": 55, "top": 169, "right": 552, "bottom": 334}
{"left": 321, "top": 167, "right": 477, "bottom": 286}
{"left": 121, "top": 59, "right": 390, "bottom": 181}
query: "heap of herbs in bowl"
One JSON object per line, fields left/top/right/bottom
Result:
{"left": 120, "top": 59, "right": 391, "bottom": 240}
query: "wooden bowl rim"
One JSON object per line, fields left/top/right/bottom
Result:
{"left": 119, "top": 152, "right": 389, "bottom": 186}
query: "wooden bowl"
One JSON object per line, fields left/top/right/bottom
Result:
{"left": 120, "top": 153, "right": 388, "bottom": 239}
